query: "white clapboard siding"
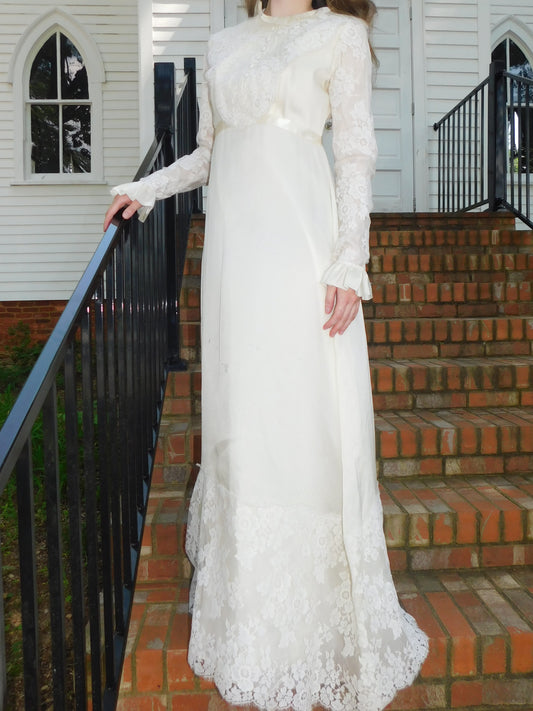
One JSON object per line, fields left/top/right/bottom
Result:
{"left": 491, "top": 3, "right": 533, "bottom": 36}
{"left": 424, "top": 0, "right": 483, "bottom": 210}
{"left": 152, "top": 0, "right": 211, "bottom": 82}
{"left": 0, "top": 0, "right": 142, "bottom": 301}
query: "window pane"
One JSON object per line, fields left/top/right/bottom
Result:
{"left": 63, "top": 105, "right": 91, "bottom": 173}
{"left": 60, "top": 34, "right": 88, "bottom": 100}
{"left": 491, "top": 39, "right": 506, "bottom": 65}
{"left": 509, "top": 40, "right": 532, "bottom": 77}
{"left": 31, "top": 105, "right": 59, "bottom": 173}
{"left": 29, "top": 35, "right": 57, "bottom": 100}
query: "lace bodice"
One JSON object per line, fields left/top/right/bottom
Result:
{"left": 111, "top": 7, "right": 378, "bottom": 299}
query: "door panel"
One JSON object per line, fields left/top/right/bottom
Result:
{"left": 225, "top": 0, "right": 248, "bottom": 26}
{"left": 371, "top": 0, "right": 414, "bottom": 211}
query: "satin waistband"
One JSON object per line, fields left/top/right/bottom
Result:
{"left": 214, "top": 117, "right": 322, "bottom": 144}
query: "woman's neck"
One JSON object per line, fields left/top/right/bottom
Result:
{"left": 265, "top": 0, "right": 314, "bottom": 17}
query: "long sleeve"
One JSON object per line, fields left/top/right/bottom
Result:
{"left": 321, "top": 19, "right": 378, "bottom": 300}
{"left": 110, "top": 62, "right": 215, "bottom": 222}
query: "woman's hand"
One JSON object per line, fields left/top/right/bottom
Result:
{"left": 103, "top": 194, "right": 143, "bottom": 231}
{"left": 323, "top": 285, "right": 361, "bottom": 337}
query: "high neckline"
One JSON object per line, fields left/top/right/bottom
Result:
{"left": 260, "top": 8, "right": 319, "bottom": 24}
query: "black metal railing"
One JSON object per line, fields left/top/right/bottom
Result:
{"left": 434, "top": 60, "right": 533, "bottom": 228}
{"left": 0, "top": 58, "right": 199, "bottom": 711}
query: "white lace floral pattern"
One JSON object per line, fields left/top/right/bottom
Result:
{"left": 321, "top": 20, "right": 377, "bottom": 295}
{"left": 111, "top": 9, "right": 376, "bottom": 300}
{"left": 186, "top": 467, "right": 428, "bottom": 711}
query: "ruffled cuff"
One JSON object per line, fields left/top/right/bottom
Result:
{"left": 110, "top": 180, "right": 156, "bottom": 223}
{"left": 321, "top": 261, "right": 373, "bottom": 301}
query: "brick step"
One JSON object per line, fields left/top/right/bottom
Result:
{"left": 369, "top": 281, "right": 533, "bottom": 306}
{"left": 179, "top": 321, "right": 201, "bottom": 364}
{"left": 366, "top": 316, "right": 533, "bottom": 360}
{"left": 375, "top": 406, "right": 533, "bottom": 478}
{"left": 368, "top": 228, "right": 533, "bottom": 250}
{"left": 119, "top": 568, "right": 533, "bottom": 711}
{"left": 150, "top": 373, "right": 201, "bottom": 489}
{"left": 371, "top": 357, "right": 533, "bottom": 411}
{"left": 363, "top": 300, "right": 532, "bottom": 320}
{"left": 369, "top": 252, "right": 533, "bottom": 276}
{"left": 138, "top": 476, "right": 533, "bottom": 583}
{"left": 371, "top": 269, "right": 533, "bottom": 287}
{"left": 137, "top": 487, "right": 191, "bottom": 585}
{"left": 387, "top": 567, "right": 533, "bottom": 710}
{"left": 181, "top": 317, "right": 533, "bottom": 363}
{"left": 183, "top": 250, "right": 202, "bottom": 277}
{"left": 382, "top": 475, "right": 533, "bottom": 573}
{"left": 370, "top": 211, "right": 517, "bottom": 230}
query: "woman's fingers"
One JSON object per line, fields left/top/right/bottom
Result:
{"left": 323, "top": 286, "right": 361, "bottom": 337}
{"left": 103, "top": 194, "right": 142, "bottom": 231}
{"left": 325, "top": 284, "right": 337, "bottom": 315}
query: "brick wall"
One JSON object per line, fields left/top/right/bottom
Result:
{"left": 0, "top": 300, "right": 67, "bottom": 344}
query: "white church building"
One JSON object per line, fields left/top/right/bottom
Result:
{"left": 0, "top": 0, "right": 532, "bottom": 309}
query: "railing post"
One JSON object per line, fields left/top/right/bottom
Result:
{"left": 488, "top": 59, "right": 507, "bottom": 211}
{"left": 154, "top": 62, "right": 181, "bottom": 368}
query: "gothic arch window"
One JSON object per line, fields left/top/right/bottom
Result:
{"left": 491, "top": 26, "right": 533, "bottom": 175}
{"left": 8, "top": 10, "right": 105, "bottom": 183}
{"left": 29, "top": 32, "right": 91, "bottom": 174}
{"left": 492, "top": 36, "right": 533, "bottom": 82}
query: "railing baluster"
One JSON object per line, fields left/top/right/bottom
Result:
{"left": 105, "top": 254, "right": 126, "bottom": 645}
{"left": 43, "top": 384, "right": 67, "bottom": 710}
{"left": 468, "top": 96, "right": 473, "bottom": 206}
{"left": 516, "top": 77, "right": 523, "bottom": 214}
{"left": 526, "top": 82, "right": 531, "bottom": 219}
{"left": 479, "top": 88, "right": 483, "bottom": 205}
{"left": 81, "top": 305, "right": 103, "bottom": 710}
{"left": 64, "top": 342, "right": 87, "bottom": 709}
{"left": 95, "top": 278, "right": 116, "bottom": 690}
{"left": 114, "top": 232, "right": 130, "bottom": 589}
{"left": 17, "top": 439, "right": 40, "bottom": 711}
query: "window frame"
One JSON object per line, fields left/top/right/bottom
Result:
{"left": 8, "top": 9, "right": 105, "bottom": 185}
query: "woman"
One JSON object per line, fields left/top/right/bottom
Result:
{"left": 104, "top": 1, "right": 428, "bottom": 709}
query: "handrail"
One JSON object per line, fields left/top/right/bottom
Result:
{"left": 0, "top": 58, "right": 199, "bottom": 711}
{"left": 433, "top": 76, "right": 489, "bottom": 131}
{"left": 434, "top": 60, "right": 533, "bottom": 228}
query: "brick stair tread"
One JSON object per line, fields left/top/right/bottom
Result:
{"left": 381, "top": 474, "right": 533, "bottom": 572}
{"left": 375, "top": 406, "right": 533, "bottom": 478}
{"left": 369, "top": 211, "right": 517, "bottom": 230}
{"left": 119, "top": 568, "right": 533, "bottom": 709}
{"left": 388, "top": 568, "right": 533, "bottom": 709}
{"left": 369, "top": 280, "right": 533, "bottom": 305}
{"left": 369, "top": 252, "right": 533, "bottom": 283}
{"left": 363, "top": 301, "right": 532, "bottom": 320}
{"left": 371, "top": 356, "right": 533, "bottom": 411}
{"left": 368, "top": 228, "right": 533, "bottom": 249}
{"left": 141, "top": 474, "right": 533, "bottom": 575}
{"left": 366, "top": 315, "right": 532, "bottom": 343}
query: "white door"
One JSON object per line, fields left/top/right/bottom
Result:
{"left": 223, "top": 0, "right": 415, "bottom": 212}
{"left": 224, "top": 0, "right": 248, "bottom": 26}
{"left": 371, "top": 0, "right": 414, "bottom": 211}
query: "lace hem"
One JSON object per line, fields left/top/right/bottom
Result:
{"left": 321, "top": 262, "right": 372, "bottom": 300}
{"left": 186, "top": 467, "right": 428, "bottom": 711}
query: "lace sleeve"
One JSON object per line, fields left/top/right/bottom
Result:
{"left": 321, "top": 19, "right": 377, "bottom": 300}
{"left": 110, "top": 61, "right": 214, "bottom": 222}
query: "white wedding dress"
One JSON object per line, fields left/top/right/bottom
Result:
{"left": 112, "top": 7, "right": 428, "bottom": 711}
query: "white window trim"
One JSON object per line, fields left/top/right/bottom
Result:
{"left": 491, "top": 16, "right": 533, "bottom": 63}
{"left": 8, "top": 8, "right": 106, "bottom": 185}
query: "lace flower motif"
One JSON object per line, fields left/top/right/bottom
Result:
{"left": 186, "top": 468, "right": 429, "bottom": 711}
